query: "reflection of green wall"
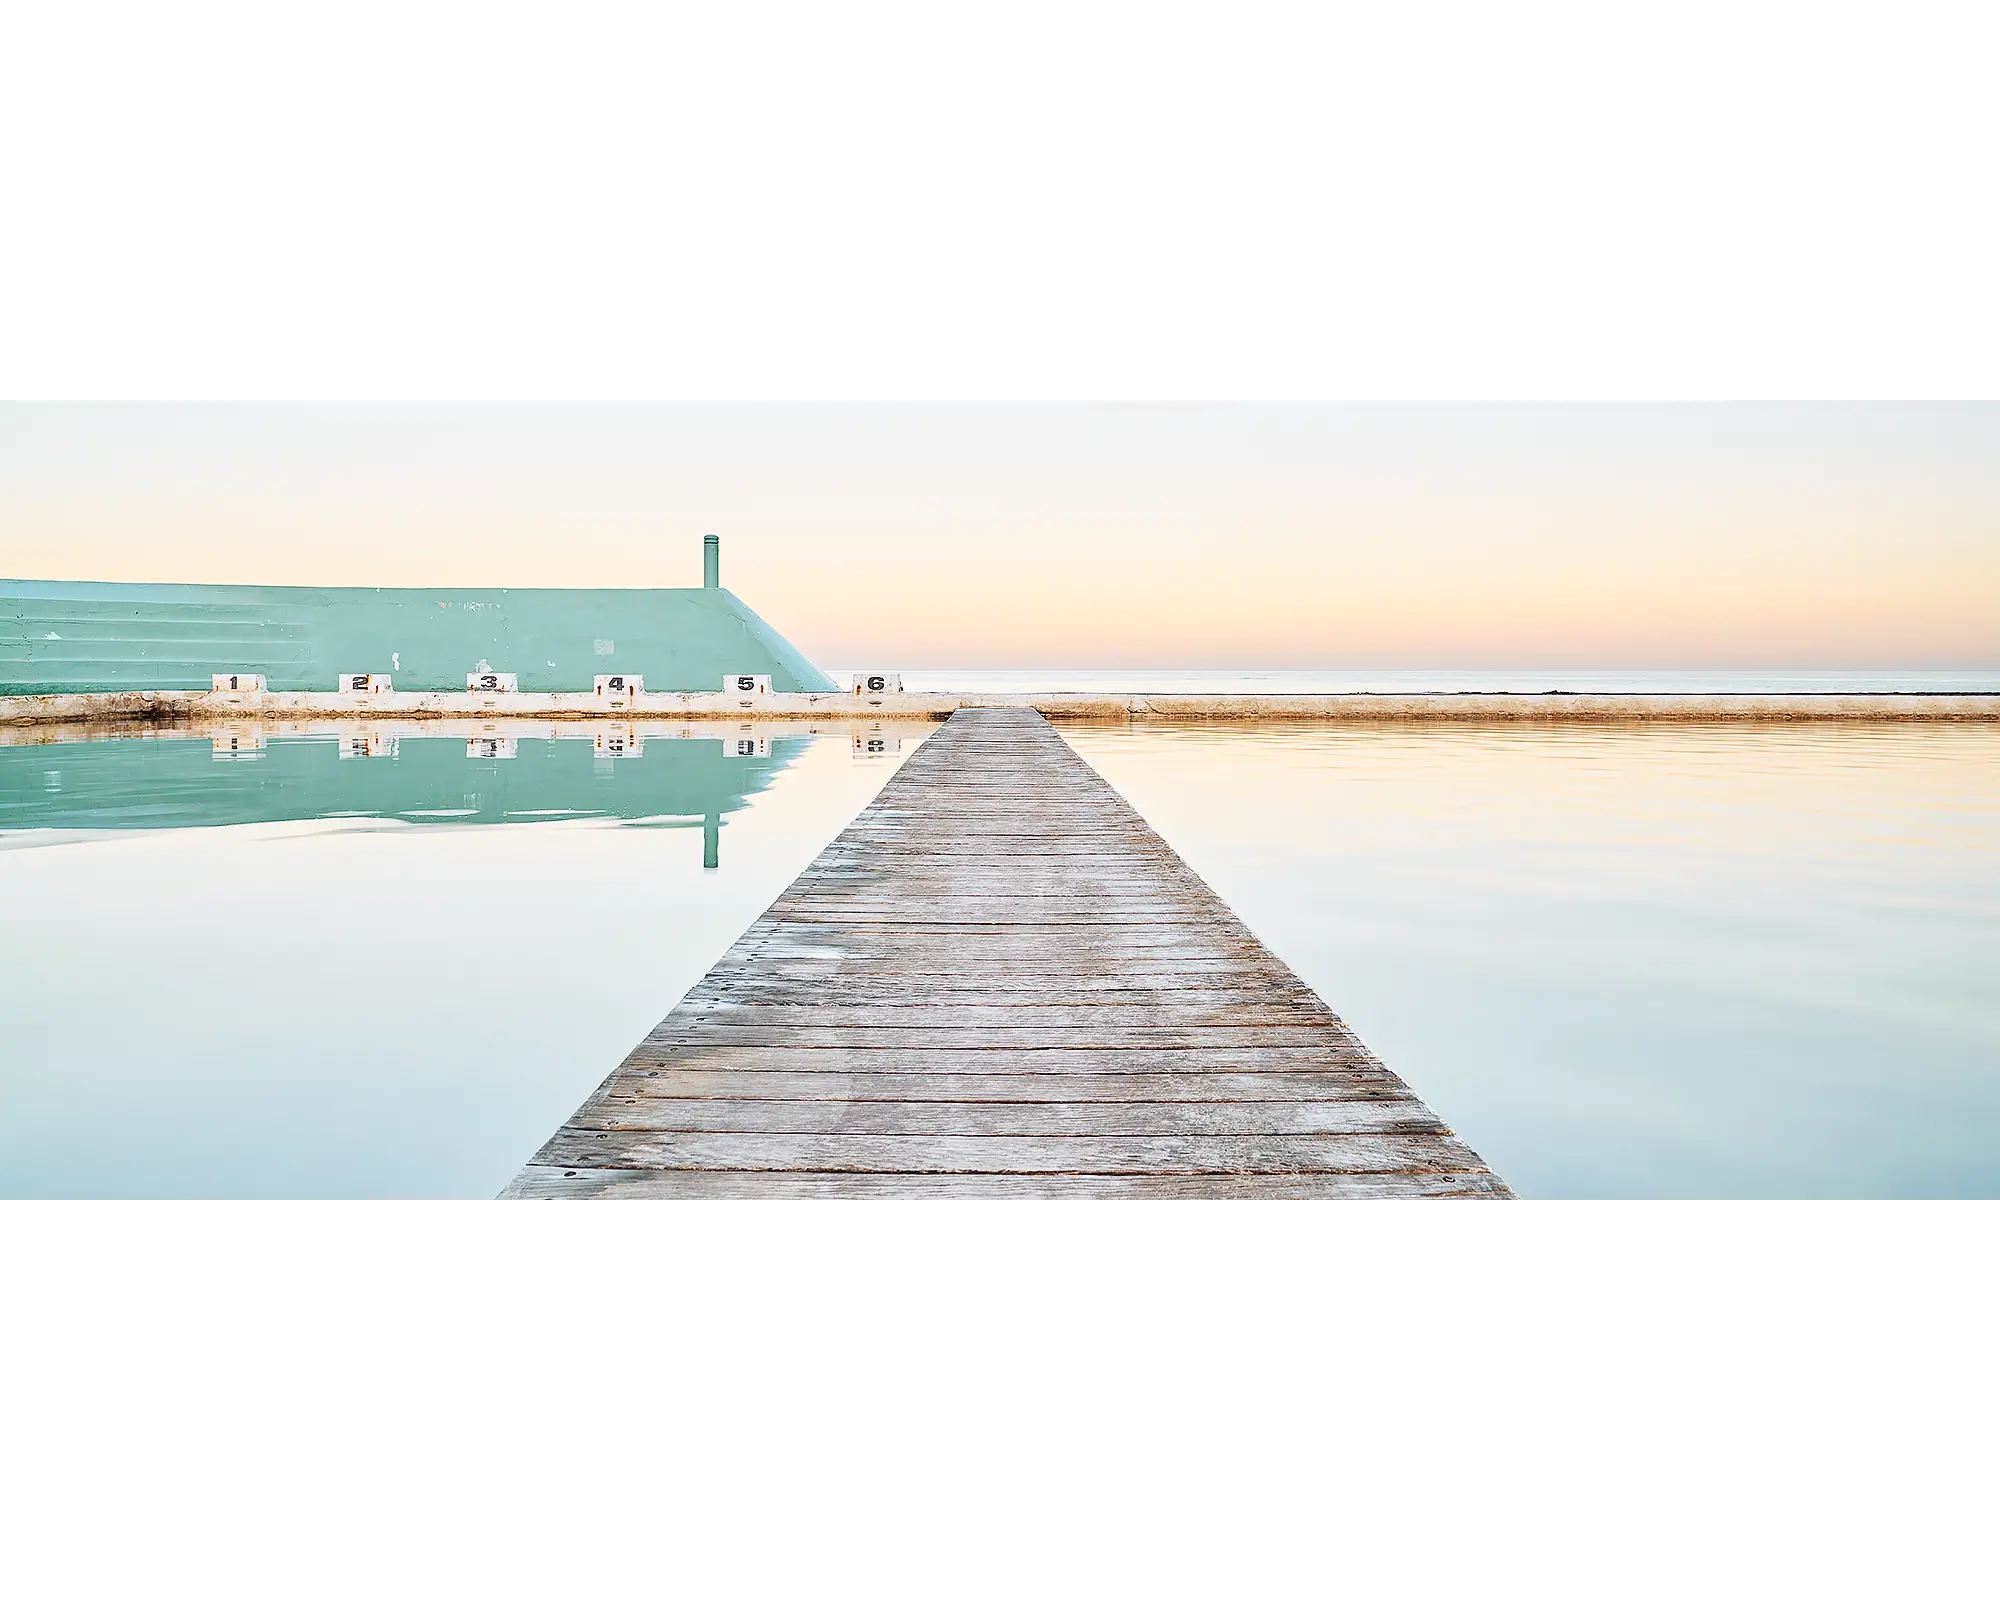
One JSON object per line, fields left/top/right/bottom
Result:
{"left": 0, "top": 734, "right": 808, "bottom": 831}
{"left": 0, "top": 580, "right": 835, "bottom": 694}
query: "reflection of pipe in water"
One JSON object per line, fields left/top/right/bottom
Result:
{"left": 703, "top": 810, "right": 719, "bottom": 870}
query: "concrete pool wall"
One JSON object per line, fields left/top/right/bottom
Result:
{"left": 6, "top": 689, "right": 2000, "bottom": 727}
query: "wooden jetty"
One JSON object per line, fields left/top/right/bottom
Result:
{"left": 504, "top": 707, "right": 1509, "bottom": 1198}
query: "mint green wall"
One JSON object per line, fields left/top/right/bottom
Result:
{"left": 0, "top": 580, "right": 835, "bottom": 694}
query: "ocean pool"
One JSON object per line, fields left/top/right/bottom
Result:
{"left": 0, "top": 720, "right": 931, "bottom": 1197}
{"left": 1063, "top": 721, "right": 2000, "bottom": 1198}
{"left": 3, "top": 715, "right": 1994, "bottom": 1198}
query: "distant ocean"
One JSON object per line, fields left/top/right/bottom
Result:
{"left": 841, "top": 668, "right": 2000, "bottom": 695}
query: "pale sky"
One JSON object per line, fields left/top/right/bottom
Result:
{"left": 2, "top": 404, "right": 1995, "bottom": 667}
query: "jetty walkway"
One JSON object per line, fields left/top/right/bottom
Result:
{"left": 504, "top": 707, "right": 1509, "bottom": 1198}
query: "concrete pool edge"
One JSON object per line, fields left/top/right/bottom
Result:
{"left": 7, "top": 689, "right": 2000, "bottom": 728}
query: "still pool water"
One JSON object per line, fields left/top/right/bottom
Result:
{"left": 1064, "top": 722, "right": 2000, "bottom": 1198}
{"left": 0, "top": 721, "right": 933, "bottom": 1198}
{"left": 2, "top": 717, "right": 1995, "bottom": 1198}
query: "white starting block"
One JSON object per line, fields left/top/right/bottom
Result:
{"left": 211, "top": 731, "right": 265, "bottom": 759}
{"left": 211, "top": 673, "right": 267, "bottom": 693}
{"left": 337, "top": 673, "right": 391, "bottom": 694}
{"left": 338, "top": 734, "right": 398, "bottom": 759}
{"left": 721, "top": 734, "right": 770, "bottom": 759}
{"left": 852, "top": 730, "right": 899, "bottom": 760}
{"left": 725, "top": 674, "right": 772, "bottom": 698}
{"left": 594, "top": 726, "right": 643, "bottom": 758}
{"left": 466, "top": 735, "right": 517, "bottom": 759}
{"left": 466, "top": 671, "right": 518, "bottom": 692}
{"left": 594, "top": 674, "right": 642, "bottom": 707}
{"left": 852, "top": 672, "right": 902, "bottom": 695}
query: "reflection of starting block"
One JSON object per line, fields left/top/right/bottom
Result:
{"left": 594, "top": 726, "right": 643, "bottom": 758}
{"left": 725, "top": 674, "right": 772, "bottom": 698}
{"left": 466, "top": 736, "right": 517, "bottom": 759}
{"left": 852, "top": 730, "right": 899, "bottom": 759}
{"left": 594, "top": 674, "right": 642, "bottom": 708}
{"left": 337, "top": 673, "right": 391, "bottom": 694}
{"left": 211, "top": 731, "right": 266, "bottom": 759}
{"left": 851, "top": 672, "right": 902, "bottom": 695}
{"left": 466, "top": 671, "right": 518, "bottom": 692}
{"left": 721, "top": 735, "right": 770, "bottom": 759}
{"left": 211, "top": 673, "right": 267, "bottom": 692}
{"left": 338, "top": 734, "right": 397, "bottom": 759}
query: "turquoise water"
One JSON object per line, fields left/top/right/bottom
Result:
{"left": 2, "top": 717, "right": 1994, "bottom": 1198}
{"left": 0, "top": 723, "right": 930, "bottom": 1198}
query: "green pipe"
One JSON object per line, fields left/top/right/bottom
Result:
{"left": 703, "top": 535, "right": 720, "bottom": 590}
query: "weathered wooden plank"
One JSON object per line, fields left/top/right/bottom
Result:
{"left": 608, "top": 1069, "right": 1420, "bottom": 1102}
{"left": 505, "top": 707, "right": 1507, "bottom": 1199}
{"left": 677, "top": 1005, "right": 1337, "bottom": 1028}
{"left": 676, "top": 1000, "right": 1341, "bottom": 1025}
{"left": 625, "top": 1044, "right": 1388, "bottom": 1072}
{"left": 570, "top": 1098, "right": 1446, "bottom": 1136}
{"left": 534, "top": 1130, "right": 1485, "bottom": 1174}
{"left": 688, "top": 979, "right": 1325, "bottom": 1002}
{"left": 719, "top": 957, "right": 1312, "bottom": 976}
{"left": 644, "top": 1024, "right": 1365, "bottom": 1049}
{"left": 734, "top": 926, "right": 1263, "bottom": 943}
{"left": 503, "top": 1168, "right": 1514, "bottom": 1199}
